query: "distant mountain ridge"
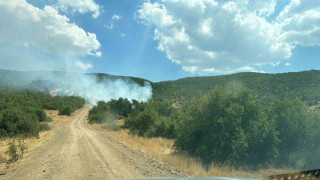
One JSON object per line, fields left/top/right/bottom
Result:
{"left": 153, "top": 70, "right": 320, "bottom": 104}
{"left": 0, "top": 69, "right": 151, "bottom": 89}
{"left": 1, "top": 69, "right": 320, "bottom": 104}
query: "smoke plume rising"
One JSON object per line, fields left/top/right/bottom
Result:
{"left": 41, "top": 72, "right": 152, "bottom": 104}
{"left": 2, "top": 70, "right": 153, "bottom": 104}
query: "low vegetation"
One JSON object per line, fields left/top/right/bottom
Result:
{"left": 91, "top": 86, "right": 320, "bottom": 170}
{"left": 5, "top": 138, "right": 27, "bottom": 163}
{"left": 102, "top": 129, "right": 292, "bottom": 178}
{"left": 175, "top": 88, "right": 320, "bottom": 169}
{"left": 88, "top": 98, "right": 144, "bottom": 130}
{"left": 0, "top": 89, "right": 85, "bottom": 137}
{"left": 123, "top": 98, "right": 181, "bottom": 139}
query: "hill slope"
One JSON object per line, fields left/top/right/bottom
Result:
{"left": 1, "top": 69, "right": 320, "bottom": 104}
{"left": 152, "top": 70, "right": 320, "bottom": 104}
{"left": 0, "top": 69, "right": 151, "bottom": 90}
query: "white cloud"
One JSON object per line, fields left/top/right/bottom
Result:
{"left": 278, "top": 0, "right": 320, "bottom": 46}
{"left": 112, "top": 14, "right": 121, "bottom": 20}
{"left": 105, "top": 15, "right": 121, "bottom": 31}
{"left": 105, "top": 23, "right": 114, "bottom": 30}
{"left": 137, "top": 0, "right": 291, "bottom": 74}
{"left": 251, "top": 70, "right": 266, "bottom": 73}
{"left": 105, "top": 15, "right": 122, "bottom": 31}
{"left": 95, "top": 51, "right": 102, "bottom": 57}
{"left": 120, "top": 33, "right": 127, "bottom": 38}
{"left": 57, "top": 0, "right": 101, "bottom": 18}
{"left": 75, "top": 61, "right": 93, "bottom": 70}
{"left": 0, "top": 0, "right": 101, "bottom": 57}
{"left": 284, "top": 62, "right": 292, "bottom": 66}
{"left": 271, "top": 61, "right": 281, "bottom": 67}
{"left": 138, "top": 0, "right": 320, "bottom": 74}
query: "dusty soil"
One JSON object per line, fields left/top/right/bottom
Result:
{"left": 1, "top": 106, "right": 185, "bottom": 180}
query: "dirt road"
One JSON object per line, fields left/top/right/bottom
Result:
{"left": 2, "top": 106, "right": 185, "bottom": 179}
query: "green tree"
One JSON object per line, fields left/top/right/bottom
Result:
{"left": 175, "top": 88, "right": 277, "bottom": 166}
{"left": 59, "top": 106, "right": 72, "bottom": 116}
{"left": 268, "top": 99, "right": 320, "bottom": 168}
{"left": 124, "top": 107, "right": 159, "bottom": 136}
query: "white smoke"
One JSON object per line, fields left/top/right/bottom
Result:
{"left": 0, "top": 0, "right": 153, "bottom": 104}
{"left": 26, "top": 71, "right": 153, "bottom": 104}
{"left": 65, "top": 74, "right": 153, "bottom": 104}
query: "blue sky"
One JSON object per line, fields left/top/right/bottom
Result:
{"left": 0, "top": 0, "right": 319, "bottom": 82}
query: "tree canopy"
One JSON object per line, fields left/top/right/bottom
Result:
{"left": 0, "top": 89, "right": 85, "bottom": 137}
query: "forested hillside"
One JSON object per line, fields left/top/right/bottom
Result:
{"left": 152, "top": 70, "right": 320, "bottom": 104}
{"left": 2, "top": 69, "right": 320, "bottom": 105}
{"left": 0, "top": 69, "right": 151, "bottom": 90}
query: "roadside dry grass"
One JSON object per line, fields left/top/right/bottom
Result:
{"left": 93, "top": 121, "right": 293, "bottom": 179}
{"left": 0, "top": 110, "right": 69, "bottom": 172}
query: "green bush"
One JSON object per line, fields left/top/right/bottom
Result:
{"left": 0, "top": 89, "right": 85, "bottom": 137}
{"left": 5, "top": 138, "right": 28, "bottom": 162}
{"left": 6, "top": 140, "right": 19, "bottom": 163}
{"left": 89, "top": 105, "right": 120, "bottom": 124}
{"left": 59, "top": 106, "right": 72, "bottom": 116}
{"left": 267, "top": 99, "right": 320, "bottom": 169}
{"left": 39, "top": 123, "right": 51, "bottom": 131}
{"left": 123, "top": 97, "right": 179, "bottom": 138}
{"left": 174, "top": 88, "right": 320, "bottom": 169}
{"left": 87, "top": 84, "right": 320, "bottom": 169}
{"left": 122, "top": 86, "right": 320, "bottom": 169}
{"left": 0, "top": 109, "right": 39, "bottom": 137}
{"left": 89, "top": 99, "right": 144, "bottom": 124}
{"left": 108, "top": 98, "right": 132, "bottom": 116}
{"left": 45, "top": 117, "right": 53, "bottom": 122}
{"left": 145, "top": 116, "right": 177, "bottom": 138}
{"left": 124, "top": 107, "right": 159, "bottom": 136}
{"left": 174, "top": 88, "right": 278, "bottom": 166}
{"left": 35, "top": 109, "right": 47, "bottom": 122}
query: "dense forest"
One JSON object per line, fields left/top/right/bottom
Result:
{"left": 0, "top": 90, "right": 85, "bottom": 137}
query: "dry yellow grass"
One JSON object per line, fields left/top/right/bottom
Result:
{"left": 0, "top": 140, "right": 9, "bottom": 163}
{"left": 94, "top": 122, "right": 293, "bottom": 179}
{"left": 45, "top": 110, "right": 70, "bottom": 124}
{"left": 0, "top": 110, "right": 70, "bottom": 172}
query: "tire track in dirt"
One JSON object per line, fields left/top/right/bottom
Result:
{"left": 76, "top": 108, "right": 138, "bottom": 179}
{"left": 74, "top": 111, "right": 114, "bottom": 179}
{"left": 2, "top": 106, "right": 186, "bottom": 180}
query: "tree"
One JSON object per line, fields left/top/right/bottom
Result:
{"left": 268, "top": 99, "right": 320, "bottom": 168}
{"left": 59, "top": 106, "right": 72, "bottom": 116}
{"left": 124, "top": 107, "right": 159, "bottom": 136}
{"left": 175, "top": 88, "right": 278, "bottom": 166}
{"left": 0, "top": 89, "right": 85, "bottom": 137}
